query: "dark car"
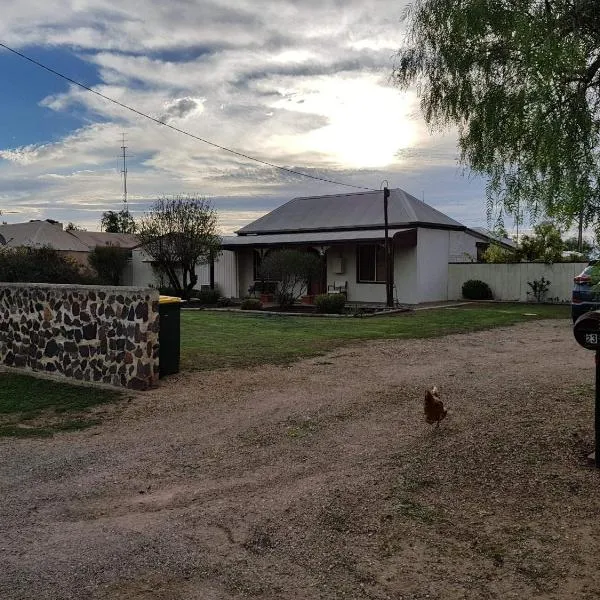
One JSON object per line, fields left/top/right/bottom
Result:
{"left": 572, "top": 261, "right": 600, "bottom": 322}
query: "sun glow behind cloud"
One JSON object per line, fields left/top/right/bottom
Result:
{"left": 269, "top": 76, "right": 418, "bottom": 169}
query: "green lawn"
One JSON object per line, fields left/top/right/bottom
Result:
{"left": 180, "top": 303, "right": 570, "bottom": 370}
{"left": 0, "top": 371, "right": 124, "bottom": 438}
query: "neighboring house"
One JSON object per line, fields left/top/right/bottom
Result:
{"left": 466, "top": 227, "right": 517, "bottom": 262}
{"left": 0, "top": 220, "right": 91, "bottom": 266}
{"left": 220, "top": 188, "right": 504, "bottom": 305}
{"left": 0, "top": 219, "right": 139, "bottom": 272}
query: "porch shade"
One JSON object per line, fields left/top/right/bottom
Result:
{"left": 221, "top": 228, "right": 416, "bottom": 249}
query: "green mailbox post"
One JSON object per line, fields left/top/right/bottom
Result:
{"left": 158, "top": 295, "right": 182, "bottom": 378}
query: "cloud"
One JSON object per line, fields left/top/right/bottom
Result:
{"left": 0, "top": 0, "right": 495, "bottom": 233}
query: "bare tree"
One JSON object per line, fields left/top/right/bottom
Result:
{"left": 137, "top": 195, "right": 221, "bottom": 299}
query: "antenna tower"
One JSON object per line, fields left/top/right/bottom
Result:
{"left": 120, "top": 133, "right": 128, "bottom": 212}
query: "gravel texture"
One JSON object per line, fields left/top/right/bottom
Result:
{"left": 1, "top": 318, "right": 599, "bottom": 599}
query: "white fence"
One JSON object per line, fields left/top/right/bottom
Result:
{"left": 447, "top": 262, "right": 588, "bottom": 303}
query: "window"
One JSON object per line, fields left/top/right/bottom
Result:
{"left": 357, "top": 244, "right": 386, "bottom": 283}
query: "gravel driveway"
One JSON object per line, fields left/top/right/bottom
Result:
{"left": 1, "top": 319, "right": 599, "bottom": 600}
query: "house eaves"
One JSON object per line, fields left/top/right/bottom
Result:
{"left": 221, "top": 228, "right": 416, "bottom": 249}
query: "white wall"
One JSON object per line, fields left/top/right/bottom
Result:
{"left": 417, "top": 228, "right": 450, "bottom": 303}
{"left": 449, "top": 230, "right": 478, "bottom": 263}
{"left": 448, "top": 262, "right": 587, "bottom": 302}
{"left": 126, "top": 249, "right": 239, "bottom": 297}
{"left": 194, "top": 250, "right": 238, "bottom": 297}
{"left": 126, "top": 249, "right": 159, "bottom": 288}
{"left": 394, "top": 245, "right": 419, "bottom": 304}
{"left": 326, "top": 245, "right": 386, "bottom": 303}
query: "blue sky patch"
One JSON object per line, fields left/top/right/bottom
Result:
{"left": 0, "top": 46, "right": 103, "bottom": 148}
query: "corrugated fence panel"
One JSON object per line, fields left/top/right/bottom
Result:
{"left": 196, "top": 250, "right": 238, "bottom": 298}
{"left": 448, "top": 262, "right": 588, "bottom": 302}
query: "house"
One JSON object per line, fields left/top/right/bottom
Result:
{"left": 0, "top": 219, "right": 139, "bottom": 271}
{"left": 220, "top": 188, "right": 503, "bottom": 305}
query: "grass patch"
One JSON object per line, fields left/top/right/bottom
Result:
{"left": 0, "top": 371, "right": 123, "bottom": 438}
{"left": 180, "top": 303, "right": 569, "bottom": 370}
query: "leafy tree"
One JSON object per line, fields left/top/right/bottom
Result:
{"left": 481, "top": 244, "right": 518, "bottom": 264}
{"left": 137, "top": 195, "right": 221, "bottom": 300}
{"left": 258, "top": 249, "right": 322, "bottom": 307}
{"left": 66, "top": 222, "right": 86, "bottom": 231}
{"left": 100, "top": 208, "right": 136, "bottom": 234}
{"left": 88, "top": 245, "right": 131, "bottom": 285}
{"left": 563, "top": 236, "right": 594, "bottom": 259}
{"left": 393, "top": 0, "right": 600, "bottom": 232}
{"left": 518, "top": 222, "right": 564, "bottom": 263}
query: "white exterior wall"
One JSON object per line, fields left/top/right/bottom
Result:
{"left": 449, "top": 230, "right": 478, "bottom": 263}
{"left": 326, "top": 245, "right": 385, "bottom": 303}
{"left": 447, "top": 262, "right": 587, "bottom": 302}
{"left": 417, "top": 228, "right": 451, "bottom": 303}
{"left": 394, "top": 245, "right": 419, "bottom": 304}
{"left": 126, "top": 249, "right": 160, "bottom": 288}
{"left": 194, "top": 250, "right": 238, "bottom": 297}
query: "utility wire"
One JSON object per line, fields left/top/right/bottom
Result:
{"left": 0, "top": 42, "right": 375, "bottom": 191}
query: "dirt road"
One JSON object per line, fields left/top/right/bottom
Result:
{"left": 2, "top": 319, "right": 599, "bottom": 599}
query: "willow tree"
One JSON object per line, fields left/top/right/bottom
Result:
{"left": 393, "top": 0, "right": 600, "bottom": 245}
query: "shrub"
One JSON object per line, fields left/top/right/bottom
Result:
{"left": 88, "top": 245, "right": 131, "bottom": 285}
{"left": 0, "top": 246, "right": 97, "bottom": 284}
{"left": 193, "top": 288, "right": 220, "bottom": 304}
{"left": 216, "top": 296, "right": 233, "bottom": 307}
{"left": 241, "top": 298, "right": 263, "bottom": 310}
{"left": 462, "top": 279, "right": 493, "bottom": 300}
{"left": 527, "top": 277, "right": 551, "bottom": 302}
{"left": 315, "top": 293, "right": 346, "bottom": 314}
{"left": 259, "top": 249, "right": 322, "bottom": 307}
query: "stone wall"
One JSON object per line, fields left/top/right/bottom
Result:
{"left": 0, "top": 283, "right": 160, "bottom": 390}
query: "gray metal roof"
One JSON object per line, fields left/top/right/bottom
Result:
{"left": 469, "top": 227, "right": 517, "bottom": 249}
{"left": 221, "top": 228, "right": 414, "bottom": 248}
{"left": 235, "top": 188, "right": 464, "bottom": 235}
{"left": 70, "top": 230, "right": 139, "bottom": 249}
{"left": 0, "top": 221, "right": 90, "bottom": 252}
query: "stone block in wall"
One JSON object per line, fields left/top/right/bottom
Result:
{"left": 0, "top": 283, "right": 160, "bottom": 390}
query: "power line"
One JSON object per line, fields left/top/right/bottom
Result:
{"left": 0, "top": 42, "right": 375, "bottom": 192}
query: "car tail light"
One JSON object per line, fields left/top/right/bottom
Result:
{"left": 572, "top": 291, "right": 583, "bottom": 304}
{"left": 574, "top": 274, "right": 592, "bottom": 284}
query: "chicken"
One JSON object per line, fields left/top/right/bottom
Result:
{"left": 424, "top": 386, "right": 448, "bottom": 427}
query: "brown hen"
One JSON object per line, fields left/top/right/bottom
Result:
{"left": 424, "top": 386, "right": 448, "bottom": 427}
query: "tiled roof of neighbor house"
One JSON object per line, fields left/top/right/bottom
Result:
{"left": 0, "top": 221, "right": 140, "bottom": 252}
{"left": 235, "top": 188, "right": 464, "bottom": 235}
{"left": 69, "top": 230, "right": 139, "bottom": 249}
{"left": 0, "top": 221, "right": 90, "bottom": 252}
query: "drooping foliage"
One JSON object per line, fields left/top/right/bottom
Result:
{"left": 393, "top": 0, "right": 600, "bottom": 230}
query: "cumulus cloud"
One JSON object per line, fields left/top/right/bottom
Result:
{"left": 0, "top": 0, "right": 492, "bottom": 232}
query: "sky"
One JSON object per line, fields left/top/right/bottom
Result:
{"left": 0, "top": 0, "right": 506, "bottom": 235}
